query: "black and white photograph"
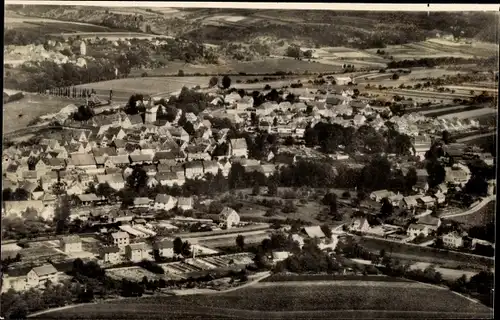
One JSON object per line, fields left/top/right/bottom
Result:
{"left": 1, "top": 2, "right": 498, "bottom": 319}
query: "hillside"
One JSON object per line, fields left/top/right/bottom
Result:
{"left": 6, "top": 5, "right": 499, "bottom": 50}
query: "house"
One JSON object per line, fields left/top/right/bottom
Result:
{"left": 417, "top": 196, "right": 435, "bottom": 209}
{"left": 69, "top": 154, "right": 97, "bottom": 170}
{"left": 184, "top": 161, "right": 204, "bottom": 179}
{"left": 111, "top": 231, "right": 130, "bottom": 252}
{"left": 153, "top": 240, "right": 174, "bottom": 258}
{"left": 99, "top": 246, "right": 121, "bottom": 264}
{"left": 442, "top": 231, "right": 464, "bottom": 248}
{"left": 334, "top": 76, "right": 353, "bottom": 85}
{"left": 400, "top": 196, "right": 418, "bottom": 211}
{"left": 3, "top": 200, "right": 44, "bottom": 218}
{"left": 218, "top": 207, "right": 240, "bottom": 229}
{"left": 445, "top": 167, "right": 471, "bottom": 186}
{"left": 125, "top": 242, "right": 148, "bottom": 262}
{"left": 76, "top": 194, "right": 106, "bottom": 206}
{"left": 169, "top": 127, "right": 190, "bottom": 143}
{"left": 156, "top": 172, "right": 184, "bottom": 187}
{"left": 388, "top": 193, "right": 404, "bottom": 207}
{"left": 348, "top": 217, "right": 370, "bottom": 233}
{"left": 369, "top": 190, "right": 395, "bottom": 202}
{"left": 133, "top": 197, "right": 152, "bottom": 208}
{"left": 229, "top": 138, "right": 248, "bottom": 158}
{"left": 203, "top": 160, "right": 219, "bottom": 176}
{"left": 291, "top": 234, "right": 305, "bottom": 248}
{"left": 353, "top": 114, "right": 366, "bottom": 126}
{"left": 407, "top": 224, "right": 430, "bottom": 238}
{"left": 59, "top": 235, "right": 82, "bottom": 253}
{"left": 434, "top": 192, "right": 446, "bottom": 204}
{"left": 272, "top": 251, "right": 290, "bottom": 262}
{"left": 27, "top": 264, "right": 59, "bottom": 288}
{"left": 218, "top": 159, "right": 232, "bottom": 177}
{"left": 129, "top": 153, "right": 154, "bottom": 165}
{"left": 96, "top": 173, "right": 125, "bottom": 190}
{"left": 177, "top": 197, "right": 194, "bottom": 211}
{"left": 154, "top": 194, "right": 177, "bottom": 211}
{"left": 107, "top": 155, "right": 130, "bottom": 167}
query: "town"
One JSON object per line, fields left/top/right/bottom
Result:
{"left": 1, "top": 5, "right": 497, "bottom": 320}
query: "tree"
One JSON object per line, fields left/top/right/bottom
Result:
{"left": 126, "top": 167, "right": 148, "bottom": 192}
{"left": 173, "top": 237, "right": 183, "bottom": 256}
{"left": 426, "top": 161, "right": 446, "bottom": 188}
{"left": 178, "top": 69, "right": 185, "bottom": 76}
{"left": 267, "top": 180, "right": 278, "bottom": 196}
{"left": 96, "top": 182, "right": 115, "bottom": 199}
{"left": 209, "top": 76, "right": 218, "bottom": 87}
{"left": 3, "top": 188, "right": 13, "bottom": 201}
{"left": 222, "top": 75, "right": 231, "bottom": 89}
{"left": 380, "top": 198, "right": 394, "bottom": 216}
{"left": 181, "top": 241, "right": 191, "bottom": 257}
{"left": 405, "top": 168, "right": 418, "bottom": 192}
{"left": 252, "top": 184, "right": 260, "bottom": 196}
{"left": 320, "top": 224, "right": 332, "bottom": 238}
{"left": 392, "top": 73, "right": 400, "bottom": 80}
{"left": 236, "top": 235, "right": 245, "bottom": 251}
{"left": 54, "top": 195, "right": 71, "bottom": 234}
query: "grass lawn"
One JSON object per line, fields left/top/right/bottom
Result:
{"left": 3, "top": 94, "right": 78, "bottom": 133}
{"left": 38, "top": 278, "right": 492, "bottom": 319}
{"left": 261, "top": 274, "right": 412, "bottom": 282}
{"left": 447, "top": 202, "right": 495, "bottom": 227}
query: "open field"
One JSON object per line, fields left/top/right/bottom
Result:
{"left": 3, "top": 94, "right": 81, "bottom": 134}
{"left": 130, "top": 58, "right": 345, "bottom": 77}
{"left": 5, "top": 15, "right": 113, "bottom": 32}
{"left": 439, "top": 108, "right": 497, "bottom": 120}
{"left": 36, "top": 276, "right": 492, "bottom": 319}
{"left": 447, "top": 202, "right": 495, "bottom": 227}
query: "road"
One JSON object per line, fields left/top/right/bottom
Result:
{"left": 441, "top": 196, "right": 495, "bottom": 218}
{"left": 456, "top": 132, "right": 496, "bottom": 143}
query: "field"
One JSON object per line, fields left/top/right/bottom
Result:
{"left": 130, "top": 58, "right": 344, "bottom": 77}
{"left": 5, "top": 15, "right": 114, "bottom": 33}
{"left": 447, "top": 202, "right": 496, "bottom": 227}
{"left": 439, "top": 108, "right": 497, "bottom": 120}
{"left": 56, "top": 32, "right": 158, "bottom": 40}
{"left": 3, "top": 94, "right": 80, "bottom": 134}
{"left": 36, "top": 275, "right": 492, "bottom": 319}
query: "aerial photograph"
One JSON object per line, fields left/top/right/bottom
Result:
{"left": 1, "top": 2, "right": 497, "bottom": 319}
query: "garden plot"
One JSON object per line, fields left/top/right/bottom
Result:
{"left": 106, "top": 266, "right": 161, "bottom": 282}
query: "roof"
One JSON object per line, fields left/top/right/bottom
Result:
{"left": 417, "top": 215, "right": 440, "bottom": 227}
{"left": 127, "top": 242, "right": 147, "bottom": 251}
{"left": 100, "top": 246, "right": 120, "bottom": 253}
{"left": 419, "top": 196, "right": 435, "bottom": 203}
{"left": 60, "top": 235, "right": 81, "bottom": 244}
{"left": 109, "top": 155, "right": 130, "bottom": 164}
{"left": 185, "top": 161, "right": 204, "bottom": 169}
{"left": 156, "top": 171, "right": 178, "bottom": 181}
{"left": 230, "top": 138, "right": 248, "bottom": 150}
{"left": 77, "top": 194, "right": 102, "bottom": 202}
{"left": 111, "top": 231, "right": 129, "bottom": 239}
{"left": 128, "top": 114, "right": 143, "bottom": 125}
{"left": 31, "top": 264, "right": 58, "bottom": 276}
{"left": 416, "top": 169, "right": 429, "bottom": 177}
{"left": 134, "top": 197, "right": 151, "bottom": 205}
{"left": 129, "top": 154, "right": 154, "bottom": 162}
{"left": 403, "top": 196, "right": 418, "bottom": 205}
{"left": 155, "top": 194, "right": 176, "bottom": 204}
{"left": 70, "top": 154, "right": 96, "bottom": 166}
{"left": 303, "top": 226, "right": 326, "bottom": 238}
{"left": 408, "top": 224, "right": 428, "bottom": 231}
{"left": 177, "top": 197, "right": 193, "bottom": 207}
{"left": 97, "top": 173, "right": 125, "bottom": 185}
{"left": 154, "top": 240, "right": 174, "bottom": 249}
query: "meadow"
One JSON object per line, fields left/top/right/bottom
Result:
{"left": 448, "top": 202, "right": 496, "bottom": 227}
{"left": 36, "top": 276, "right": 492, "bottom": 319}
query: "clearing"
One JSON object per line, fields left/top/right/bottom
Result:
{"left": 3, "top": 94, "right": 79, "bottom": 134}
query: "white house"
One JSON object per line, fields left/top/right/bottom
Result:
{"left": 229, "top": 138, "right": 248, "bottom": 158}
{"left": 218, "top": 207, "right": 240, "bottom": 229}
{"left": 59, "top": 235, "right": 82, "bottom": 253}
{"left": 111, "top": 231, "right": 130, "bottom": 252}
{"left": 26, "top": 264, "right": 59, "bottom": 288}
{"left": 153, "top": 240, "right": 174, "bottom": 258}
{"left": 442, "top": 231, "right": 464, "bottom": 248}
{"left": 406, "top": 224, "right": 430, "bottom": 238}
{"left": 125, "top": 242, "right": 148, "bottom": 262}
{"left": 177, "top": 197, "right": 194, "bottom": 211}
{"left": 154, "top": 194, "right": 178, "bottom": 211}
{"left": 370, "top": 190, "right": 395, "bottom": 202}
{"left": 348, "top": 217, "right": 370, "bottom": 233}
{"left": 99, "top": 246, "right": 121, "bottom": 264}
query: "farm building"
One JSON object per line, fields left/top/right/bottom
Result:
{"left": 218, "top": 207, "right": 240, "bottom": 229}
{"left": 125, "top": 242, "right": 148, "bottom": 262}
{"left": 26, "top": 264, "right": 59, "bottom": 289}
{"left": 153, "top": 240, "right": 174, "bottom": 258}
{"left": 59, "top": 235, "right": 82, "bottom": 254}
{"left": 99, "top": 246, "right": 121, "bottom": 264}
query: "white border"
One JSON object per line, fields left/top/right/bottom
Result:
{"left": 4, "top": 1, "right": 500, "bottom": 12}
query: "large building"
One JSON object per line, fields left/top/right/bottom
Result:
{"left": 59, "top": 235, "right": 82, "bottom": 253}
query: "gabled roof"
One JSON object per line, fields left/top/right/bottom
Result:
{"left": 155, "top": 194, "right": 176, "bottom": 204}
{"left": 100, "top": 246, "right": 120, "bottom": 253}
{"left": 127, "top": 242, "right": 147, "bottom": 251}
{"left": 303, "top": 226, "right": 326, "bottom": 238}
{"left": 219, "top": 207, "right": 238, "bottom": 219}
{"left": 70, "top": 154, "right": 96, "bottom": 166}
{"left": 156, "top": 172, "right": 178, "bottom": 181}
{"left": 111, "top": 231, "right": 129, "bottom": 239}
{"left": 97, "top": 173, "right": 125, "bottom": 185}
{"left": 61, "top": 235, "right": 81, "bottom": 244}
{"left": 128, "top": 114, "right": 143, "bottom": 125}
{"left": 230, "top": 138, "right": 247, "bottom": 150}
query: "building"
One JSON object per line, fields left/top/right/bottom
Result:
{"left": 145, "top": 105, "right": 159, "bottom": 124}
{"left": 218, "top": 207, "right": 240, "bottom": 229}
{"left": 154, "top": 194, "right": 177, "bottom": 211}
{"left": 348, "top": 217, "right": 370, "bottom": 233}
{"left": 59, "top": 235, "right": 82, "bottom": 253}
{"left": 153, "top": 240, "right": 174, "bottom": 258}
{"left": 442, "top": 231, "right": 464, "bottom": 248}
{"left": 177, "top": 197, "right": 194, "bottom": 211}
{"left": 111, "top": 231, "right": 130, "bottom": 252}
{"left": 27, "top": 264, "right": 59, "bottom": 288}
{"left": 99, "top": 246, "right": 121, "bottom": 264}
{"left": 229, "top": 138, "right": 248, "bottom": 158}
{"left": 334, "top": 76, "right": 353, "bottom": 86}
{"left": 80, "top": 41, "right": 87, "bottom": 55}
{"left": 417, "top": 196, "right": 435, "bottom": 209}
{"left": 407, "top": 224, "right": 430, "bottom": 238}
{"left": 369, "top": 190, "right": 395, "bottom": 202}
{"left": 125, "top": 242, "right": 148, "bottom": 262}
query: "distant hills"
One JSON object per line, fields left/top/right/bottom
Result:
{"left": 5, "top": 5, "right": 499, "bottom": 49}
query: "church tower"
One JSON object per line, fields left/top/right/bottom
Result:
{"left": 80, "top": 41, "right": 87, "bottom": 56}
{"left": 145, "top": 105, "right": 159, "bottom": 124}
